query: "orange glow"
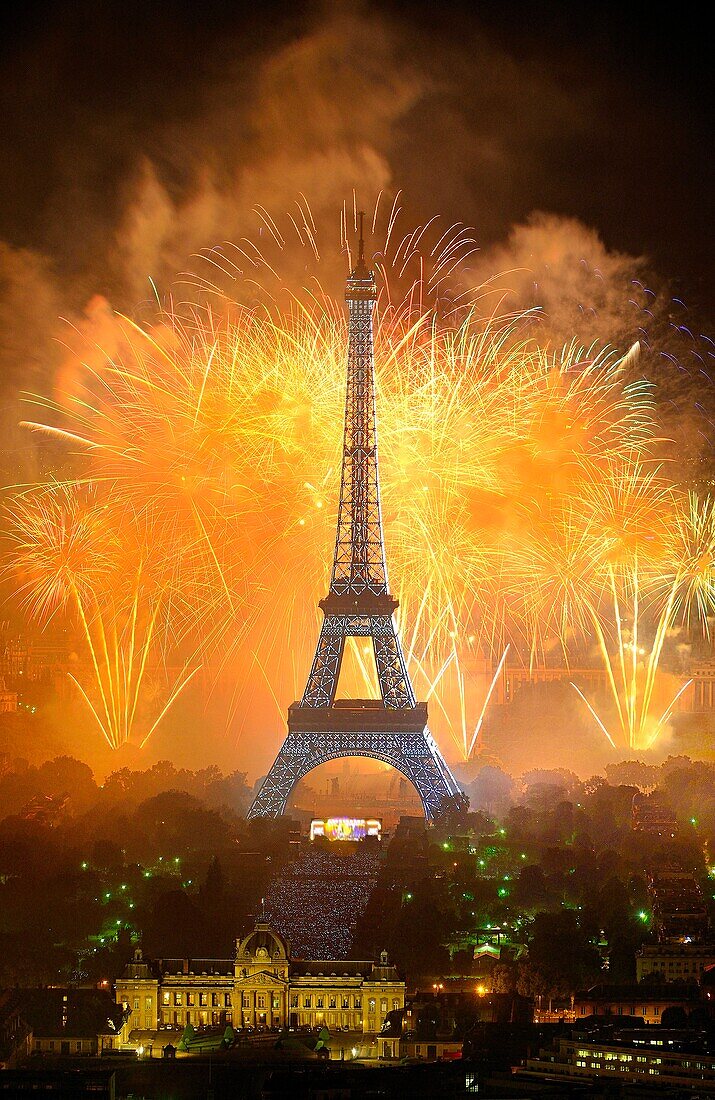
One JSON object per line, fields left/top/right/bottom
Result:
{"left": 3, "top": 205, "right": 713, "bottom": 758}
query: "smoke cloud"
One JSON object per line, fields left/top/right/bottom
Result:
{"left": 0, "top": 2, "right": 708, "bottom": 421}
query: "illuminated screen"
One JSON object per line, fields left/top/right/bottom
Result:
{"left": 310, "top": 817, "right": 381, "bottom": 841}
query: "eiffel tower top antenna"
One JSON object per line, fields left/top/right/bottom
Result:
{"left": 352, "top": 209, "right": 370, "bottom": 280}
{"left": 358, "top": 210, "right": 365, "bottom": 263}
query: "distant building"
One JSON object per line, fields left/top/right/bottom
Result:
{"left": 524, "top": 1032, "right": 715, "bottom": 1091}
{"left": 686, "top": 658, "right": 715, "bottom": 712}
{"left": 3, "top": 989, "right": 125, "bottom": 1057}
{"left": 0, "top": 1069, "right": 117, "bottom": 1097}
{"left": 378, "top": 1033, "right": 463, "bottom": 1060}
{"left": 503, "top": 664, "right": 607, "bottom": 705}
{"left": 648, "top": 870, "right": 709, "bottom": 942}
{"left": 632, "top": 791, "right": 678, "bottom": 837}
{"left": 0, "top": 677, "right": 17, "bottom": 714}
{"left": 115, "top": 922, "right": 404, "bottom": 1043}
{"left": 637, "top": 943, "right": 715, "bottom": 983}
{"left": 0, "top": 991, "right": 32, "bottom": 1068}
{"left": 574, "top": 984, "right": 699, "bottom": 1026}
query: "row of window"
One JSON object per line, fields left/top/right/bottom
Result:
{"left": 243, "top": 994, "right": 280, "bottom": 1010}
{"left": 155, "top": 992, "right": 402, "bottom": 1012}
{"left": 36, "top": 1040, "right": 89, "bottom": 1052}
{"left": 577, "top": 1050, "right": 661, "bottom": 1064}
{"left": 288, "top": 995, "right": 399, "bottom": 1011}
{"left": 576, "top": 1062, "right": 662, "bottom": 1076}
{"left": 162, "top": 991, "right": 230, "bottom": 1008}
{"left": 290, "top": 994, "right": 360, "bottom": 1010}
{"left": 161, "top": 1010, "right": 227, "bottom": 1026}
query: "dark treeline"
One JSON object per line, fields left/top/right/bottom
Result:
{"left": 0, "top": 754, "right": 288, "bottom": 987}
{"left": 352, "top": 755, "right": 715, "bottom": 996}
{"left": 1, "top": 751, "right": 715, "bottom": 997}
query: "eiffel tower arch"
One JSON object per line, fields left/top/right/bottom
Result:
{"left": 248, "top": 214, "right": 465, "bottom": 823}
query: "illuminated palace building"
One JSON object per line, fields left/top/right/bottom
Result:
{"left": 116, "top": 922, "right": 404, "bottom": 1038}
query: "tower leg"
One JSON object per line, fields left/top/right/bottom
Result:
{"left": 372, "top": 617, "right": 416, "bottom": 709}
{"left": 301, "top": 621, "right": 346, "bottom": 708}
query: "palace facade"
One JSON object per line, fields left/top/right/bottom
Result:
{"left": 116, "top": 922, "right": 404, "bottom": 1040}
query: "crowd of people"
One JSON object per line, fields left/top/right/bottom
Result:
{"left": 265, "top": 843, "right": 382, "bottom": 958}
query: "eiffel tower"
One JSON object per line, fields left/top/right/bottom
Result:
{"left": 248, "top": 214, "right": 464, "bottom": 822}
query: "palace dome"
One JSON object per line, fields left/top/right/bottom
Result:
{"left": 237, "top": 922, "right": 289, "bottom": 961}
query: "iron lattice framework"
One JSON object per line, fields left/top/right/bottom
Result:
{"left": 248, "top": 215, "right": 464, "bottom": 822}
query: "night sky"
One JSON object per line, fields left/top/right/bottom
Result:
{"left": 0, "top": 0, "right": 711, "bottom": 313}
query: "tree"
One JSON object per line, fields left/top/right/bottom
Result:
{"left": 92, "top": 839, "right": 124, "bottom": 871}
{"left": 37, "top": 756, "right": 97, "bottom": 810}
{"left": 467, "top": 768, "right": 514, "bottom": 814}
{"left": 661, "top": 1005, "right": 688, "bottom": 1028}
{"left": 513, "top": 865, "right": 548, "bottom": 908}
{"left": 201, "top": 855, "right": 225, "bottom": 904}
{"left": 528, "top": 911, "right": 601, "bottom": 994}
{"left": 605, "top": 760, "right": 659, "bottom": 790}
{"left": 143, "top": 889, "right": 208, "bottom": 958}
{"left": 490, "top": 963, "right": 517, "bottom": 993}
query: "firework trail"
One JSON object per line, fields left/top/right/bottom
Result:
{"left": 4, "top": 196, "right": 712, "bottom": 756}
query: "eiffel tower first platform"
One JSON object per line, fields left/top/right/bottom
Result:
{"left": 248, "top": 215, "right": 464, "bottom": 822}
